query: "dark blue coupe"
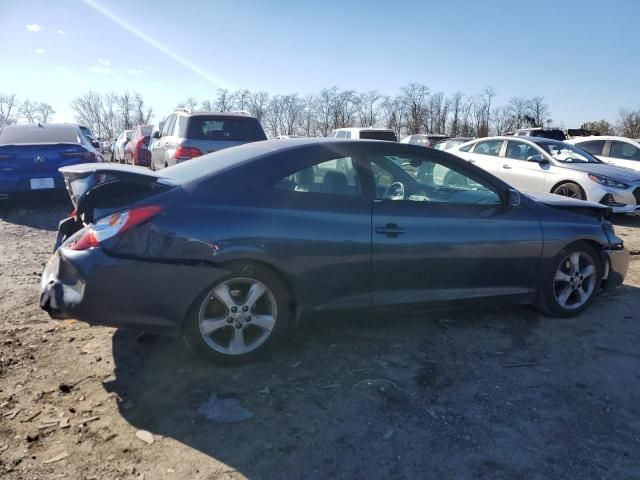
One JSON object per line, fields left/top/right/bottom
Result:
{"left": 40, "top": 139, "right": 628, "bottom": 363}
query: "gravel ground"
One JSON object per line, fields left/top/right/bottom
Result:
{"left": 1, "top": 198, "right": 639, "bottom": 480}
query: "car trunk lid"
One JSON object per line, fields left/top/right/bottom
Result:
{"left": 57, "top": 164, "right": 177, "bottom": 246}
{"left": 0, "top": 143, "right": 92, "bottom": 174}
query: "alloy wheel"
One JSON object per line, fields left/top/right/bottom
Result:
{"left": 553, "top": 251, "right": 597, "bottom": 310}
{"left": 553, "top": 183, "right": 583, "bottom": 199}
{"left": 197, "top": 278, "right": 277, "bottom": 355}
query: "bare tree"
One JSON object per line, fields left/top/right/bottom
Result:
{"left": 491, "top": 106, "right": 514, "bottom": 135}
{"left": 132, "top": 93, "right": 153, "bottom": 125}
{"left": 401, "top": 83, "right": 429, "bottom": 134}
{"left": 381, "top": 95, "right": 406, "bottom": 138}
{"left": 448, "top": 91, "right": 464, "bottom": 137}
{"left": 35, "top": 103, "right": 55, "bottom": 123}
{"left": 313, "top": 87, "right": 337, "bottom": 136}
{"left": 580, "top": 120, "right": 614, "bottom": 135}
{"left": 527, "top": 97, "right": 550, "bottom": 127}
{"left": 19, "top": 99, "right": 39, "bottom": 124}
{"left": 215, "top": 89, "right": 236, "bottom": 112}
{"left": 248, "top": 91, "right": 270, "bottom": 123}
{"left": 617, "top": 108, "right": 640, "bottom": 138}
{"left": 356, "top": 90, "right": 382, "bottom": 127}
{"left": 234, "top": 89, "right": 251, "bottom": 111}
{"left": 0, "top": 93, "right": 19, "bottom": 127}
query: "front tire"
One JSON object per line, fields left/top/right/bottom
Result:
{"left": 552, "top": 182, "right": 585, "bottom": 200}
{"left": 535, "top": 242, "right": 602, "bottom": 317}
{"left": 182, "top": 263, "right": 291, "bottom": 365}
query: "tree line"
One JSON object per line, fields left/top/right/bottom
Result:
{"left": 2, "top": 85, "right": 639, "bottom": 140}
{"left": 0, "top": 93, "right": 55, "bottom": 127}
{"left": 174, "top": 85, "right": 554, "bottom": 139}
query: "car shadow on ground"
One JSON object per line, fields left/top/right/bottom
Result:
{"left": 0, "top": 196, "right": 70, "bottom": 231}
{"left": 612, "top": 214, "right": 640, "bottom": 228}
{"left": 103, "top": 289, "right": 640, "bottom": 479}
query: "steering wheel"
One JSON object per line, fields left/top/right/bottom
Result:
{"left": 383, "top": 182, "right": 405, "bottom": 200}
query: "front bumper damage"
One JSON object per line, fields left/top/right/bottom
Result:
{"left": 40, "top": 247, "right": 229, "bottom": 336}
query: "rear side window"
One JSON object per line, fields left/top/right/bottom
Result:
{"left": 575, "top": 140, "right": 605, "bottom": 156}
{"left": 162, "top": 115, "right": 175, "bottom": 137}
{"left": 610, "top": 141, "right": 640, "bottom": 160}
{"left": 275, "top": 157, "right": 361, "bottom": 196}
{"left": 175, "top": 116, "right": 188, "bottom": 137}
{"left": 186, "top": 116, "right": 267, "bottom": 141}
{"left": 336, "top": 131, "right": 347, "bottom": 138}
{"left": 0, "top": 125, "right": 79, "bottom": 144}
{"left": 473, "top": 140, "right": 503, "bottom": 156}
{"left": 359, "top": 130, "right": 398, "bottom": 141}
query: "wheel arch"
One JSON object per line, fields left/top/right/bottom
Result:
{"left": 550, "top": 180, "right": 587, "bottom": 199}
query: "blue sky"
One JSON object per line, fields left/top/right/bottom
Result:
{"left": 1, "top": 0, "right": 638, "bottom": 127}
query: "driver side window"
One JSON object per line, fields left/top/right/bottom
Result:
{"left": 371, "top": 154, "right": 501, "bottom": 206}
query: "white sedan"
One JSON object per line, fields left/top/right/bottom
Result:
{"left": 566, "top": 136, "right": 640, "bottom": 171}
{"left": 447, "top": 136, "right": 640, "bottom": 214}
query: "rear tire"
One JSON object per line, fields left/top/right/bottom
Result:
{"left": 551, "top": 182, "right": 585, "bottom": 200}
{"left": 182, "top": 263, "right": 291, "bottom": 365}
{"left": 534, "top": 242, "right": 602, "bottom": 317}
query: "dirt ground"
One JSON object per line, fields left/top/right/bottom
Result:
{"left": 1, "top": 198, "right": 640, "bottom": 480}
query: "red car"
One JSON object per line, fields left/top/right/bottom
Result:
{"left": 124, "top": 125, "right": 153, "bottom": 167}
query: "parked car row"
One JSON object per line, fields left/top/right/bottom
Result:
{"left": 446, "top": 136, "right": 640, "bottom": 215}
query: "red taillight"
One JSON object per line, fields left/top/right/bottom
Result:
{"left": 64, "top": 150, "right": 96, "bottom": 161}
{"left": 174, "top": 146, "right": 202, "bottom": 160}
{"left": 69, "top": 205, "right": 163, "bottom": 251}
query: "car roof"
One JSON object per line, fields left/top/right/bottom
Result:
{"left": 570, "top": 135, "right": 639, "bottom": 143}
{"left": 333, "top": 127, "right": 394, "bottom": 132}
{"left": 1, "top": 123, "right": 79, "bottom": 131}
{"left": 161, "top": 138, "right": 449, "bottom": 184}
{"left": 175, "top": 110, "right": 257, "bottom": 119}
{"left": 462, "top": 136, "right": 568, "bottom": 146}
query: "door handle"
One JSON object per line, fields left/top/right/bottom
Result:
{"left": 502, "top": 164, "right": 511, "bottom": 169}
{"left": 375, "top": 223, "right": 405, "bottom": 238}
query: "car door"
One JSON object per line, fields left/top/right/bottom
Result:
{"left": 499, "top": 140, "right": 551, "bottom": 190}
{"left": 267, "top": 151, "right": 372, "bottom": 310}
{"left": 466, "top": 139, "right": 504, "bottom": 175}
{"left": 606, "top": 140, "right": 640, "bottom": 171}
{"left": 369, "top": 149, "right": 543, "bottom": 306}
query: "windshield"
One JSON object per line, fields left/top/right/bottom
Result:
{"left": 537, "top": 141, "right": 601, "bottom": 163}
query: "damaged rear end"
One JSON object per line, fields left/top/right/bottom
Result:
{"left": 54, "top": 163, "right": 176, "bottom": 250}
{"left": 39, "top": 163, "right": 223, "bottom": 335}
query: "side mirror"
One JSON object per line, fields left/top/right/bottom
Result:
{"left": 91, "top": 140, "right": 100, "bottom": 149}
{"left": 527, "top": 154, "right": 548, "bottom": 163}
{"left": 152, "top": 130, "right": 160, "bottom": 139}
{"left": 507, "top": 189, "right": 521, "bottom": 208}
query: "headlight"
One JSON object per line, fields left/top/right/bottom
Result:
{"left": 588, "top": 173, "right": 629, "bottom": 189}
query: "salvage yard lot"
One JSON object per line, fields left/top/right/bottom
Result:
{"left": 1, "top": 200, "right": 640, "bottom": 480}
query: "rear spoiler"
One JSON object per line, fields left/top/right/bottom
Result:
{"left": 59, "top": 163, "right": 176, "bottom": 209}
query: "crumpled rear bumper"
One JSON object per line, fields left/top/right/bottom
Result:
{"left": 40, "top": 247, "right": 229, "bottom": 336}
{"left": 602, "top": 246, "right": 629, "bottom": 289}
